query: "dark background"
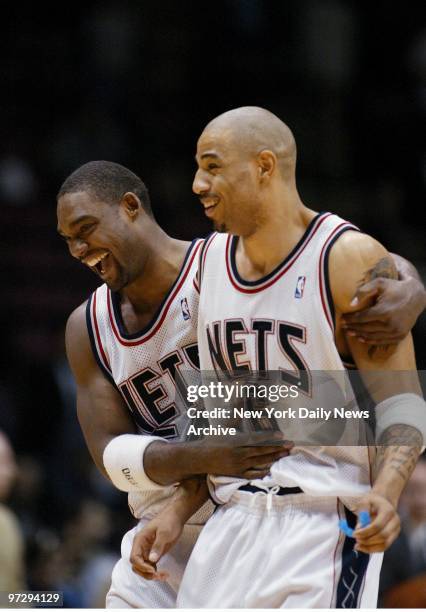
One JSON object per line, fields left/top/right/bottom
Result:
{"left": 0, "top": 1, "right": 425, "bottom": 607}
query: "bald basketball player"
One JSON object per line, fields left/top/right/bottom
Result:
{"left": 131, "top": 107, "right": 426, "bottom": 609}
{"left": 58, "top": 161, "right": 297, "bottom": 608}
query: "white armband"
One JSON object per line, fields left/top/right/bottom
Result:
{"left": 375, "top": 393, "right": 426, "bottom": 447}
{"left": 103, "top": 434, "right": 169, "bottom": 492}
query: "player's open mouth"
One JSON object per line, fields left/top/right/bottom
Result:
{"left": 204, "top": 204, "right": 217, "bottom": 218}
{"left": 84, "top": 251, "right": 111, "bottom": 277}
{"left": 201, "top": 196, "right": 219, "bottom": 218}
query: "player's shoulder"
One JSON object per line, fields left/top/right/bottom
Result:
{"left": 328, "top": 230, "right": 396, "bottom": 312}
{"left": 65, "top": 299, "right": 93, "bottom": 364}
{"left": 330, "top": 229, "right": 390, "bottom": 270}
{"left": 66, "top": 300, "right": 88, "bottom": 337}
{"left": 66, "top": 298, "right": 104, "bottom": 383}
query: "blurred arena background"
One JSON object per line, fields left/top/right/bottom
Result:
{"left": 0, "top": 1, "right": 425, "bottom": 607}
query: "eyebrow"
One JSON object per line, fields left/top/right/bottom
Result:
{"left": 57, "top": 215, "right": 96, "bottom": 236}
{"left": 201, "top": 152, "right": 220, "bottom": 159}
{"left": 195, "top": 152, "right": 221, "bottom": 162}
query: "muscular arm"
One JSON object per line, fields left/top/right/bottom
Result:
{"left": 342, "top": 252, "right": 426, "bottom": 345}
{"left": 66, "top": 303, "right": 137, "bottom": 479}
{"left": 66, "top": 304, "right": 291, "bottom": 487}
{"left": 330, "top": 233, "right": 424, "bottom": 551}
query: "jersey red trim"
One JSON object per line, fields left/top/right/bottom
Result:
{"left": 225, "top": 213, "right": 332, "bottom": 294}
{"left": 108, "top": 239, "right": 202, "bottom": 346}
{"left": 318, "top": 222, "right": 359, "bottom": 332}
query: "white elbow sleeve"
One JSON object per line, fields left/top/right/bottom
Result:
{"left": 375, "top": 393, "right": 426, "bottom": 447}
{"left": 103, "top": 434, "right": 168, "bottom": 492}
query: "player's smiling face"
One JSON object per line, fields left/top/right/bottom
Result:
{"left": 57, "top": 191, "right": 143, "bottom": 292}
{"left": 193, "top": 128, "right": 263, "bottom": 236}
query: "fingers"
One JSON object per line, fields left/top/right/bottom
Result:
{"left": 347, "top": 333, "right": 403, "bottom": 345}
{"left": 343, "top": 304, "right": 389, "bottom": 325}
{"left": 131, "top": 527, "right": 156, "bottom": 562}
{"left": 354, "top": 516, "right": 400, "bottom": 553}
{"left": 240, "top": 431, "right": 286, "bottom": 446}
{"left": 130, "top": 525, "right": 170, "bottom": 582}
{"left": 350, "top": 281, "right": 382, "bottom": 308}
{"left": 131, "top": 559, "right": 169, "bottom": 581}
{"left": 245, "top": 449, "right": 291, "bottom": 466}
{"left": 244, "top": 442, "right": 294, "bottom": 458}
{"left": 341, "top": 311, "right": 405, "bottom": 344}
{"left": 355, "top": 513, "right": 399, "bottom": 541}
{"left": 243, "top": 467, "right": 272, "bottom": 479}
{"left": 147, "top": 530, "right": 171, "bottom": 564}
{"left": 353, "top": 500, "right": 400, "bottom": 553}
{"left": 345, "top": 328, "right": 403, "bottom": 343}
{"left": 343, "top": 321, "right": 389, "bottom": 333}
{"left": 241, "top": 453, "right": 290, "bottom": 479}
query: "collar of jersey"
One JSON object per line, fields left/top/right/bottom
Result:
{"left": 226, "top": 212, "right": 331, "bottom": 293}
{"left": 108, "top": 238, "right": 201, "bottom": 345}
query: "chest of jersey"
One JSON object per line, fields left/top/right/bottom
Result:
{"left": 87, "top": 240, "right": 202, "bottom": 438}
{"left": 198, "top": 214, "right": 356, "bottom": 378}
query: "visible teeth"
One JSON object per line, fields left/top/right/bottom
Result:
{"left": 85, "top": 252, "right": 108, "bottom": 267}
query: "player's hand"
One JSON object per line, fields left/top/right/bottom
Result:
{"left": 130, "top": 513, "right": 184, "bottom": 581}
{"left": 341, "top": 277, "right": 426, "bottom": 345}
{"left": 196, "top": 431, "right": 294, "bottom": 480}
{"left": 353, "top": 492, "right": 401, "bottom": 554}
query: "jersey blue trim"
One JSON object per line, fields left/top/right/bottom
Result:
{"left": 85, "top": 294, "right": 117, "bottom": 388}
{"left": 229, "top": 212, "right": 328, "bottom": 288}
{"left": 197, "top": 232, "right": 216, "bottom": 290}
{"left": 110, "top": 238, "right": 201, "bottom": 340}
{"left": 323, "top": 225, "right": 360, "bottom": 333}
{"left": 336, "top": 507, "right": 370, "bottom": 608}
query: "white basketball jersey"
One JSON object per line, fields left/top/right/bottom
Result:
{"left": 86, "top": 238, "right": 211, "bottom": 521}
{"left": 197, "top": 213, "right": 373, "bottom": 506}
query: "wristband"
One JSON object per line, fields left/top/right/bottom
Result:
{"left": 103, "top": 434, "right": 169, "bottom": 492}
{"left": 375, "top": 393, "right": 426, "bottom": 447}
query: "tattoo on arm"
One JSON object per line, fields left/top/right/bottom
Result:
{"left": 375, "top": 424, "right": 422, "bottom": 485}
{"left": 359, "top": 256, "right": 398, "bottom": 356}
{"left": 362, "top": 256, "right": 398, "bottom": 285}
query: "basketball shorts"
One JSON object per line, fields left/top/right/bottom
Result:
{"left": 106, "top": 518, "right": 202, "bottom": 608}
{"left": 177, "top": 487, "right": 383, "bottom": 608}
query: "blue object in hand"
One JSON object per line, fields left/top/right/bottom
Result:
{"left": 338, "top": 510, "right": 371, "bottom": 538}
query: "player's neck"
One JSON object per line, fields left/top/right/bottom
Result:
{"left": 236, "top": 200, "right": 317, "bottom": 281}
{"left": 122, "top": 232, "right": 190, "bottom": 313}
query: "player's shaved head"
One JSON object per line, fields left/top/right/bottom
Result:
{"left": 201, "top": 106, "right": 297, "bottom": 177}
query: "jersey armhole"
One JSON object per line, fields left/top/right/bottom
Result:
{"left": 319, "top": 224, "right": 360, "bottom": 334}
{"left": 85, "top": 292, "right": 117, "bottom": 388}
{"left": 197, "top": 232, "right": 218, "bottom": 291}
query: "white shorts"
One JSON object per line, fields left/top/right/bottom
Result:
{"left": 106, "top": 519, "right": 202, "bottom": 608}
{"left": 177, "top": 489, "right": 383, "bottom": 608}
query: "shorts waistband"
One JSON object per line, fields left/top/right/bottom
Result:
{"left": 238, "top": 484, "right": 303, "bottom": 496}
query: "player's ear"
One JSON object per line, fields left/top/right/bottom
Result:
{"left": 257, "top": 150, "right": 276, "bottom": 181}
{"left": 120, "top": 192, "right": 142, "bottom": 221}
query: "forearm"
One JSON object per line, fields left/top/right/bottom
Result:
{"left": 167, "top": 477, "right": 209, "bottom": 523}
{"left": 372, "top": 424, "right": 423, "bottom": 507}
{"left": 144, "top": 440, "right": 207, "bottom": 485}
